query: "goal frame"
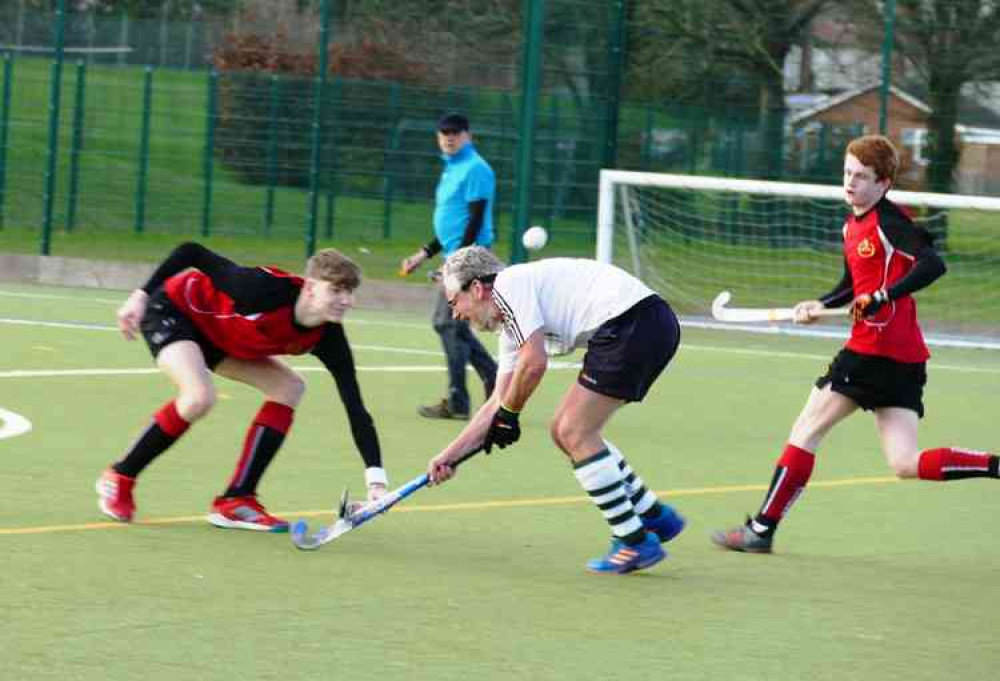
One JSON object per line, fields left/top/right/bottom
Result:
{"left": 596, "top": 169, "right": 1000, "bottom": 264}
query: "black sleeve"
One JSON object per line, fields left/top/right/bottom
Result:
{"left": 887, "top": 246, "right": 947, "bottom": 300}
{"left": 141, "top": 242, "right": 241, "bottom": 294}
{"left": 879, "top": 203, "right": 947, "bottom": 299}
{"left": 460, "top": 199, "right": 488, "bottom": 247}
{"left": 311, "top": 324, "right": 383, "bottom": 469}
{"left": 422, "top": 238, "right": 443, "bottom": 258}
{"left": 819, "top": 257, "right": 854, "bottom": 308}
{"left": 142, "top": 241, "right": 298, "bottom": 313}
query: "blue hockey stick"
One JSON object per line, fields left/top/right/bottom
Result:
{"left": 291, "top": 446, "right": 483, "bottom": 550}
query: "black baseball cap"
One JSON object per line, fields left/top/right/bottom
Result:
{"left": 437, "top": 113, "right": 470, "bottom": 134}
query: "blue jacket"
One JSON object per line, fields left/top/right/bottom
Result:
{"left": 433, "top": 143, "right": 495, "bottom": 255}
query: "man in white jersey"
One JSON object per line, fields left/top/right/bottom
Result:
{"left": 426, "top": 246, "right": 685, "bottom": 574}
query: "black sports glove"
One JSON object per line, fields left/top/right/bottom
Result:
{"left": 483, "top": 405, "right": 521, "bottom": 454}
{"left": 850, "top": 289, "right": 889, "bottom": 321}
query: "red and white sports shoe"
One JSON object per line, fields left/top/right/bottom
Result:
{"left": 96, "top": 469, "right": 136, "bottom": 522}
{"left": 207, "top": 495, "right": 289, "bottom": 533}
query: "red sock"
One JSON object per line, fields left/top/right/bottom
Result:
{"left": 918, "top": 447, "right": 999, "bottom": 481}
{"left": 154, "top": 401, "right": 190, "bottom": 438}
{"left": 225, "top": 401, "right": 295, "bottom": 496}
{"left": 757, "top": 444, "right": 816, "bottom": 523}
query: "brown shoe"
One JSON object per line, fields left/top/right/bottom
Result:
{"left": 418, "top": 399, "right": 469, "bottom": 421}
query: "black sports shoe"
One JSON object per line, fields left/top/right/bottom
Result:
{"left": 711, "top": 518, "right": 773, "bottom": 554}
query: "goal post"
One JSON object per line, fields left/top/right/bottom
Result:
{"left": 597, "top": 170, "right": 1000, "bottom": 347}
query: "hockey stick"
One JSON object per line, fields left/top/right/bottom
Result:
{"left": 711, "top": 290, "right": 849, "bottom": 323}
{"left": 290, "top": 446, "right": 483, "bottom": 551}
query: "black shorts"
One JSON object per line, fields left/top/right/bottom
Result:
{"left": 578, "top": 295, "right": 680, "bottom": 402}
{"left": 140, "top": 288, "right": 225, "bottom": 369}
{"left": 815, "top": 348, "right": 927, "bottom": 418}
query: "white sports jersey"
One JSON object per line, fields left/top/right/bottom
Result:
{"left": 492, "top": 258, "right": 655, "bottom": 373}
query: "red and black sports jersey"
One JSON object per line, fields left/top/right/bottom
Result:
{"left": 822, "top": 198, "right": 937, "bottom": 363}
{"left": 165, "top": 267, "right": 322, "bottom": 360}
{"left": 141, "top": 242, "right": 381, "bottom": 468}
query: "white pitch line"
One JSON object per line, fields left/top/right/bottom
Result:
{"left": 2, "top": 317, "right": 998, "bottom": 375}
{"left": 0, "top": 407, "right": 33, "bottom": 440}
{"left": 0, "top": 290, "right": 123, "bottom": 304}
{"left": 0, "top": 317, "right": 117, "bottom": 331}
{"left": 0, "top": 362, "right": 582, "bottom": 380}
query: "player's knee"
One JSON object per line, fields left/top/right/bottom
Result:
{"left": 177, "top": 386, "right": 215, "bottom": 421}
{"left": 550, "top": 418, "right": 587, "bottom": 455}
{"left": 279, "top": 372, "right": 307, "bottom": 407}
{"left": 548, "top": 418, "right": 572, "bottom": 456}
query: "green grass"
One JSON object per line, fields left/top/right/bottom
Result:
{"left": 2, "top": 281, "right": 1000, "bottom": 680}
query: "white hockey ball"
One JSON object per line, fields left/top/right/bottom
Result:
{"left": 522, "top": 225, "right": 548, "bottom": 251}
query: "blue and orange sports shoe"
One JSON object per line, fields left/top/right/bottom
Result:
{"left": 643, "top": 505, "right": 686, "bottom": 543}
{"left": 207, "top": 495, "right": 289, "bottom": 533}
{"left": 587, "top": 532, "right": 666, "bottom": 575}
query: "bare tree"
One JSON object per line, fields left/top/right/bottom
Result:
{"left": 848, "top": 0, "right": 1000, "bottom": 194}
{"left": 629, "top": 0, "right": 831, "bottom": 178}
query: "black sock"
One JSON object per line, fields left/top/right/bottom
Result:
{"left": 224, "top": 426, "right": 286, "bottom": 497}
{"left": 114, "top": 422, "right": 179, "bottom": 478}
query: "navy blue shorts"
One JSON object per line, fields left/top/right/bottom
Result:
{"left": 816, "top": 348, "right": 926, "bottom": 418}
{"left": 140, "top": 288, "right": 225, "bottom": 370}
{"left": 578, "top": 295, "right": 680, "bottom": 402}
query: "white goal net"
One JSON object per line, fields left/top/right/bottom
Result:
{"left": 596, "top": 170, "right": 1000, "bottom": 348}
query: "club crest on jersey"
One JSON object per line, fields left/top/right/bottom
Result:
{"left": 856, "top": 238, "right": 877, "bottom": 258}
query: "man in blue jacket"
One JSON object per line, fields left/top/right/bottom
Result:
{"left": 401, "top": 113, "right": 498, "bottom": 420}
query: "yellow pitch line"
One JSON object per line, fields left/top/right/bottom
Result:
{"left": 0, "top": 475, "right": 899, "bottom": 536}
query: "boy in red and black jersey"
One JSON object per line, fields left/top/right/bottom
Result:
{"left": 96, "top": 242, "right": 388, "bottom": 532}
{"left": 713, "top": 135, "right": 998, "bottom": 554}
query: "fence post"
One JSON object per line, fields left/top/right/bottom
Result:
{"left": 135, "top": 66, "right": 153, "bottom": 234}
{"left": 0, "top": 53, "right": 13, "bottom": 230}
{"left": 15, "top": 0, "right": 25, "bottom": 48}
{"left": 184, "top": 20, "right": 194, "bottom": 71}
{"left": 324, "top": 75, "right": 340, "bottom": 240}
{"left": 546, "top": 95, "right": 559, "bottom": 229}
{"left": 879, "top": 0, "right": 896, "bottom": 135}
{"left": 66, "top": 60, "right": 87, "bottom": 232}
{"left": 118, "top": 10, "right": 129, "bottom": 68}
{"left": 264, "top": 74, "right": 280, "bottom": 235}
{"left": 641, "top": 105, "right": 653, "bottom": 170}
{"left": 159, "top": 2, "right": 169, "bottom": 67}
{"left": 602, "top": 0, "right": 627, "bottom": 170}
{"left": 511, "top": 0, "right": 545, "bottom": 264}
{"left": 381, "top": 82, "right": 400, "bottom": 239}
{"left": 202, "top": 70, "right": 217, "bottom": 237}
{"left": 42, "top": 0, "right": 67, "bottom": 256}
{"left": 306, "top": 0, "right": 332, "bottom": 257}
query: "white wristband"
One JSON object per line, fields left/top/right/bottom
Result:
{"left": 365, "top": 467, "right": 388, "bottom": 488}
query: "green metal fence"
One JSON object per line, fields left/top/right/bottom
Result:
{"left": 0, "top": 0, "right": 996, "bottom": 268}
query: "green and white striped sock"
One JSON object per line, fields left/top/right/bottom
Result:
{"left": 605, "top": 439, "right": 663, "bottom": 519}
{"left": 573, "top": 448, "right": 645, "bottom": 545}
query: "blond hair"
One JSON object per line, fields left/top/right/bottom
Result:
{"left": 441, "top": 246, "right": 506, "bottom": 291}
{"left": 305, "top": 248, "right": 361, "bottom": 290}
{"left": 846, "top": 135, "right": 900, "bottom": 184}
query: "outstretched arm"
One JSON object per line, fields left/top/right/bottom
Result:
{"left": 427, "top": 370, "right": 512, "bottom": 484}
{"left": 313, "top": 325, "right": 386, "bottom": 499}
